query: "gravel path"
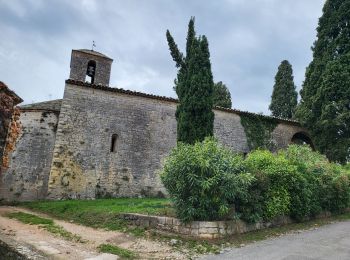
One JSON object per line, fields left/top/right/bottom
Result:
{"left": 0, "top": 206, "right": 185, "bottom": 259}
{"left": 202, "top": 220, "right": 350, "bottom": 260}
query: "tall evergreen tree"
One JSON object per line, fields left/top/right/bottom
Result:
{"left": 269, "top": 60, "right": 298, "bottom": 119}
{"left": 296, "top": 0, "right": 350, "bottom": 163}
{"left": 213, "top": 81, "right": 232, "bottom": 109}
{"left": 166, "top": 17, "right": 214, "bottom": 144}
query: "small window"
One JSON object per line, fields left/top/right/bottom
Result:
{"left": 110, "top": 134, "right": 118, "bottom": 153}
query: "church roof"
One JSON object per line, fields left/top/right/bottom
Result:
{"left": 20, "top": 99, "right": 62, "bottom": 112}
{"left": 66, "top": 79, "right": 300, "bottom": 125}
{"left": 73, "top": 49, "right": 113, "bottom": 61}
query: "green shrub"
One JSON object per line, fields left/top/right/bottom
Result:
{"left": 240, "top": 149, "right": 311, "bottom": 221}
{"left": 281, "top": 145, "right": 350, "bottom": 217}
{"left": 330, "top": 172, "right": 350, "bottom": 212}
{"left": 162, "top": 141, "right": 350, "bottom": 223}
{"left": 160, "top": 137, "right": 253, "bottom": 222}
{"left": 264, "top": 187, "right": 290, "bottom": 219}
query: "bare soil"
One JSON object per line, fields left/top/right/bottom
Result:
{"left": 0, "top": 206, "right": 186, "bottom": 259}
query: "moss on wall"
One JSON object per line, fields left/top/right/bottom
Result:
{"left": 240, "top": 114, "right": 278, "bottom": 151}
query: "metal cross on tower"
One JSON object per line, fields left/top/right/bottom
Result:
{"left": 92, "top": 41, "right": 96, "bottom": 51}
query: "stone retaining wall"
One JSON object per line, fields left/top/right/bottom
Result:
{"left": 0, "top": 234, "right": 46, "bottom": 259}
{"left": 120, "top": 213, "right": 293, "bottom": 239}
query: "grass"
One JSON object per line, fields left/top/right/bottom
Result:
{"left": 19, "top": 198, "right": 173, "bottom": 235}
{"left": 98, "top": 244, "right": 137, "bottom": 259}
{"left": 6, "top": 212, "right": 84, "bottom": 242}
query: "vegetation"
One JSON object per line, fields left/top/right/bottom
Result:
{"left": 98, "top": 244, "right": 137, "bottom": 259}
{"left": 296, "top": 0, "right": 350, "bottom": 163}
{"left": 240, "top": 114, "right": 278, "bottom": 151}
{"left": 6, "top": 212, "right": 84, "bottom": 242}
{"left": 167, "top": 17, "right": 214, "bottom": 144}
{"left": 269, "top": 60, "right": 298, "bottom": 119}
{"left": 20, "top": 198, "right": 172, "bottom": 235}
{"left": 213, "top": 81, "right": 232, "bottom": 108}
{"left": 161, "top": 139, "right": 350, "bottom": 222}
{"left": 161, "top": 138, "right": 253, "bottom": 222}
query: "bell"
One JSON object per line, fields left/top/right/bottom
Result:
{"left": 87, "top": 65, "right": 95, "bottom": 77}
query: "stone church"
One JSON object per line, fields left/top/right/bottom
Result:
{"left": 0, "top": 49, "right": 313, "bottom": 201}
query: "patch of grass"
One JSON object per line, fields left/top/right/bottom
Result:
{"left": 19, "top": 198, "right": 173, "bottom": 235}
{"left": 6, "top": 212, "right": 84, "bottom": 242}
{"left": 98, "top": 244, "right": 137, "bottom": 259}
{"left": 21, "top": 198, "right": 173, "bottom": 217}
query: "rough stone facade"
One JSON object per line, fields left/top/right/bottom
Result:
{"left": 0, "top": 49, "right": 312, "bottom": 201}
{"left": 0, "top": 108, "right": 59, "bottom": 201}
{"left": 0, "top": 82, "right": 23, "bottom": 169}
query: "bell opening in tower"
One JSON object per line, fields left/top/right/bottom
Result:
{"left": 85, "top": 60, "right": 96, "bottom": 84}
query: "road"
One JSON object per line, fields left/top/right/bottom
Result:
{"left": 202, "top": 220, "right": 350, "bottom": 260}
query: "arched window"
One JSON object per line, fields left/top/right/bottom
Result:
{"left": 85, "top": 60, "right": 96, "bottom": 84}
{"left": 110, "top": 134, "right": 118, "bottom": 153}
{"left": 291, "top": 132, "right": 315, "bottom": 150}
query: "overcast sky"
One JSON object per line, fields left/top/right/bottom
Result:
{"left": 0, "top": 0, "right": 325, "bottom": 114}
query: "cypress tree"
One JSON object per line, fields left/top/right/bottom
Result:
{"left": 269, "top": 60, "right": 298, "bottom": 119}
{"left": 167, "top": 18, "right": 214, "bottom": 144}
{"left": 213, "top": 81, "right": 232, "bottom": 109}
{"left": 296, "top": 0, "right": 350, "bottom": 163}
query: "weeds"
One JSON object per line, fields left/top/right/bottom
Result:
{"left": 6, "top": 212, "right": 85, "bottom": 243}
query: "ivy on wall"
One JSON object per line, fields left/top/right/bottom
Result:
{"left": 240, "top": 114, "right": 278, "bottom": 151}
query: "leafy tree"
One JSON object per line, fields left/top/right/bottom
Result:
{"left": 296, "top": 0, "right": 350, "bottom": 163}
{"left": 213, "top": 81, "right": 232, "bottom": 108}
{"left": 166, "top": 17, "right": 214, "bottom": 144}
{"left": 269, "top": 60, "right": 298, "bottom": 119}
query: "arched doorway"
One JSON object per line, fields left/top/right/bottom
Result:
{"left": 291, "top": 132, "right": 315, "bottom": 150}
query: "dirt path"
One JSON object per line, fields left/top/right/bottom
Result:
{"left": 0, "top": 206, "right": 186, "bottom": 259}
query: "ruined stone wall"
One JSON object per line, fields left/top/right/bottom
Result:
{"left": 0, "top": 91, "right": 17, "bottom": 167}
{"left": 0, "top": 110, "right": 59, "bottom": 201}
{"left": 48, "top": 83, "right": 306, "bottom": 199}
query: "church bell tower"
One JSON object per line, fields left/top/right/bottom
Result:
{"left": 69, "top": 49, "right": 113, "bottom": 86}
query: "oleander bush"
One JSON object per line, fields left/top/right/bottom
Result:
{"left": 161, "top": 139, "right": 350, "bottom": 223}
{"left": 160, "top": 137, "right": 253, "bottom": 222}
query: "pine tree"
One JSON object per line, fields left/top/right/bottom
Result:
{"left": 167, "top": 17, "right": 214, "bottom": 144}
{"left": 213, "top": 81, "right": 232, "bottom": 109}
{"left": 296, "top": 0, "right": 350, "bottom": 163}
{"left": 269, "top": 60, "right": 298, "bottom": 119}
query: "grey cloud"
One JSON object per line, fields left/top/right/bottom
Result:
{"left": 0, "top": 0, "right": 325, "bottom": 114}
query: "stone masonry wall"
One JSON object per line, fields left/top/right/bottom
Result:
{"left": 0, "top": 110, "right": 59, "bottom": 201}
{"left": 48, "top": 83, "right": 307, "bottom": 200}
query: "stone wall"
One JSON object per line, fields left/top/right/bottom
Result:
{"left": 121, "top": 213, "right": 293, "bottom": 239}
{"left": 47, "top": 82, "right": 308, "bottom": 200}
{"left": 48, "top": 83, "right": 176, "bottom": 199}
{"left": 0, "top": 110, "right": 59, "bottom": 201}
{"left": 0, "top": 82, "right": 22, "bottom": 169}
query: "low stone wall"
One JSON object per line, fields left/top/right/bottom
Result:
{"left": 120, "top": 213, "right": 293, "bottom": 239}
{"left": 0, "top": 234, "right": 47, "bottom": 259}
